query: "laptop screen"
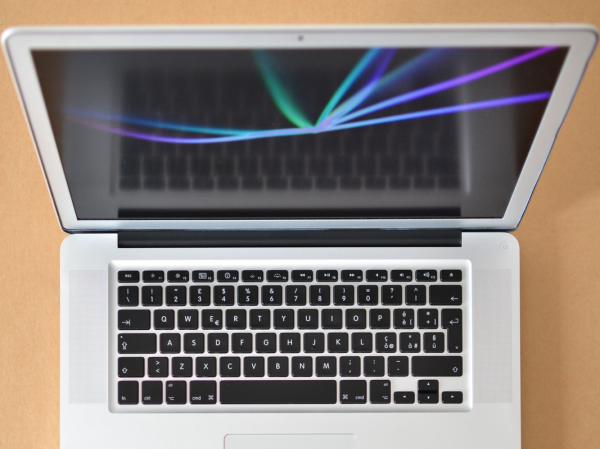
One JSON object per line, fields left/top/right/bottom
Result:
{"left": 32, "top": 46, "right": 568, "bottom": 220}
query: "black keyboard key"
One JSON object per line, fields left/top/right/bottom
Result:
{"left": 399, "top": 332, "right": 420, "bottom": 353}
{"left": 280, "top": 333, "right": 301, "bottom": 353}
{"left": 430, "top": 285, "right": 462, "bottom": 306}
{"left": 341, "top": 270, "right": 363, "bottom": 282}
{"left": 388, "top": 356, "right": 409, "bottom": 377}
{"left": 118, "top": 286, "right": 139, "bottom": 307}
{"left": 118, "top": 333, "right": 156, "bottom": 354}
{"left": 118, "top": 271, "right": 139, "bottom": 283}
{"left": 366, "top": 270, "right": 387, "bottom": 282}
{"left": 394, "top": 309, "right": 415, "bottom": 329}
{"left": 315, "top": 356, "right": 336, "bottom": 377}
{"left": 118, "top": 310, "right": 150, "bottom": 330}
{"left": 416, "top": 270, "right": 437, "bottom": 282}
{"left": 196, "top": 357, "right": 217, "bottom": 377}
{"left": 166, "top": 286, "right": 186, "bottom": 306}
{"left": 172, "top": 357, "right": 193, "bottom": 377}
{"left": 424, "top": 332, "right": 445, "bottom": 353}
{"left": 327, "top": 333, "right": 349, "bottom": 353}
{"left": 370, "top": 380, "right": 391, "bottom": 404}
{"left": 231, "top": 333, "right": 253, "bottom": 353}
{"left": 441, "top": 270, "right": 462, "bottom": 282}
{"left": 316, "top": 270, "right": 338, "bottom": 282}
{"left": 262, "top": 286, "right": 283, "bottom": 306}
{"left": 268, "top": 357, "right": 289, "bottom": 377}
{"left": 303, "top": 333, "right": 325, "bottom": 353}
{"left": 291, "top": 356, "right": 313, "bottom": 377}
{"left": 192, "top": 270, "right": 214, "bottom": 282}
{"left": 310, "top": 285, "right": 330, "bottom": 306}
{"left": 340, "top": 380, "right": 366, "bottom": 404}
{"left": 226, "top": 309, "right": 247, "bottom": 330}
{"left": 405, "top": 285, "right": 426, "bottom": 306}
{"left": 369, "top": 309, "right": 390, "bottom": 329}
{"left": 167, "top": 270, "right": 189, "bottom": 283}
{"left": 143, "top": 271, "right": 164, "bottom": 283}
{"left": 183, "top": 333, "right": 204, "bottom": 354}
{"left": 214, "top": 286, "right": 234, "bottom": 306}
{"left": 340, "top": 356, "right": 361, "bottom": 377}
{"left": 364, "top": 356, "right": 385, "bottom": 377}
{"left": 375, "top": 332, "right": 396, "bottom": 353}
{"left": 418, "top": 380, "right": 439, "bottom": 394}
{"left": 256, "top": 333, "right": 277, "bottom": 353}
{"left": 148, "top": 357, "right": 168, "bottom": 377}
{"left": 274, "top": 309, "right": 294, "bottom": 329}
{"left": 142, "top": 286, "right": 163, "bottom": 306}
{"left": 220, "top": 357, "right": 241, "bottom": 377}
{"left": 190, "top": 286, "right": 211, "bottom": 306}
{"left": 292, "top": 270, "right": 313, "bottom": 282}
{"left": 394, "top": 391, "right": 415, "bottom": 404}
{"left": 417, "top": 309, "right": 439, "bottom": 329}
{"left": 250, "top": 309, "right": 270, "bottom": 329}
{"left": 442, "top": 309, "right": 463, "bottom": 353}
{"left": 238, "top": 285, "right": 258, "bottom": 306}
{"left": 244, "top": 357, "right": 265, "bottom": 377}
{"left": 322, "top": 309, "right": 342, "bottom": 329}
{"left": 202, "top": 310, "right": 222, "bottom": 330}
{"left": 190, "top": 381, "right": 217, "bottom": 404}
{"left": 207, "top": 333, "right": 228, "bottom": 353}
{"left": 412, "top": 356, "right": 463, "bottom": 377}
{"left": 382, "top": 285, "right": 402, "bottom": 305}
{"left": 442, "top": 391, "right": 463, "bottom": 404}
{"left": 118, "top": 357, "right": 144, "bottom": 377}
{"left": 334, "top": 285, "right": 354, "bottom": 305}
{"left": 118, "top": 381, "right": 139, "bottom": 404}
{"left": 351, "top": 333, "right": 372, "bottom": 353}
{"left": 166, "top": 381, "right": 186, "bottom": 404}
{"left": 242, "top": 270, "right": 263, "bottom": 282}
{"left": 418, "top": 392, "right": 439, "bottom": 404}
{"left": 285, "top": 285, "right": 307, "bottom": 306}
{"left": 267, "top": 270, "right": 288, "bottom": 282}
{"left": 178, "top": 309, "right": 199, "bottom": 330}
{"left": 357, "top": 285, "right": 378, "bottom": 305}
{"left": 217, "top": 270, "right": 239, "bottom": 282}
{"left": 391, "top": 270, "right": 412, "bottom": 282}
{"left": 142, "top": 381, "right": 163, "bottom": 404}
{"left": 220, "top": 380, "right": 336, "bottom": 404}
{"left": 346, "top": 309, "right": 366, "bottom": 329}
{"left": 160, "top": 333, "right": 180, "bottom": 354}
{"left": 298, "top": 309, "right": 318, "bottom": 329}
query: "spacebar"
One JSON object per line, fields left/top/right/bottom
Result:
{"left": 220, "top": 380, "right": 337, "bottom": 404}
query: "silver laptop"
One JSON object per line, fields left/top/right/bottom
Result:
{"left": 3, "top": 25, "right": 596, "bottom": 449}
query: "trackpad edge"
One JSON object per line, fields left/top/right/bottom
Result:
{"left": 224, "top": 434, "right": 357, "bottom": 449}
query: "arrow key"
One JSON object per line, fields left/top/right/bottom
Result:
{"left": 442, "top": 391, "right": 463, "bottom": 404}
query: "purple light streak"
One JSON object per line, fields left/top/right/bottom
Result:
{"left": 334, "top": 46, "right": 558, "bottom": 125}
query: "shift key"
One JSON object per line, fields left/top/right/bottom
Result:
{"left": 118, "top": 333, "right": 156, "bottom": 354}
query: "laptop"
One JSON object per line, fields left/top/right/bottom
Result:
{"left": 2, "top": 25, "right": 596, "bottom": 449}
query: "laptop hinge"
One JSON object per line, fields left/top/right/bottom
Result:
{"left": 118, "top": 229, "right": 462, "bottom": 248}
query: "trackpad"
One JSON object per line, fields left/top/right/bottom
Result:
{"left": 225, "top": 434, "right": 356, "bottom": 449}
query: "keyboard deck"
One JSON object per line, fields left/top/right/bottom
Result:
{"left": 109, "top": 260, "right": 472, "bottom": 412}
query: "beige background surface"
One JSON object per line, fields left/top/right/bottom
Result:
{"left": 0, "top": 1, "right": 599, "bottom": 448}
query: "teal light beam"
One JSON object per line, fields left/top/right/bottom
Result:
{"left": 253, "top": 51, "right": 314, "bottom": 128}
{"left": 315, "top": 48, "right": 382, "bottom": 126}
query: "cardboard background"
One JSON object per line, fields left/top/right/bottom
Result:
{"left": 0, "top": 1, "right": 598, "bottom": 447}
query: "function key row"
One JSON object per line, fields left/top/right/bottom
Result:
{"left": 118, "top": 284, "right": 462, "bottom": 307}
{"left": 118, "top": 270, "right": 463, "bottom": 284}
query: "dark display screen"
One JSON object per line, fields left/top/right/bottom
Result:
{"left": 32, "top": 46, "right": 567, "bottom": 220}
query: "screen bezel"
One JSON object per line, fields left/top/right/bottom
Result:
{"left": 3, "top": 25, "right": 597, "bottom": 232}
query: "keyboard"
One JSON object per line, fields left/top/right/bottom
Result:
{"left": 109, "top": 260, "right": 472, "bottom": 412}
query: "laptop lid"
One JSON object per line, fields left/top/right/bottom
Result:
{"left": 2, "top": 25, "right": 596, "bottom": 232}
